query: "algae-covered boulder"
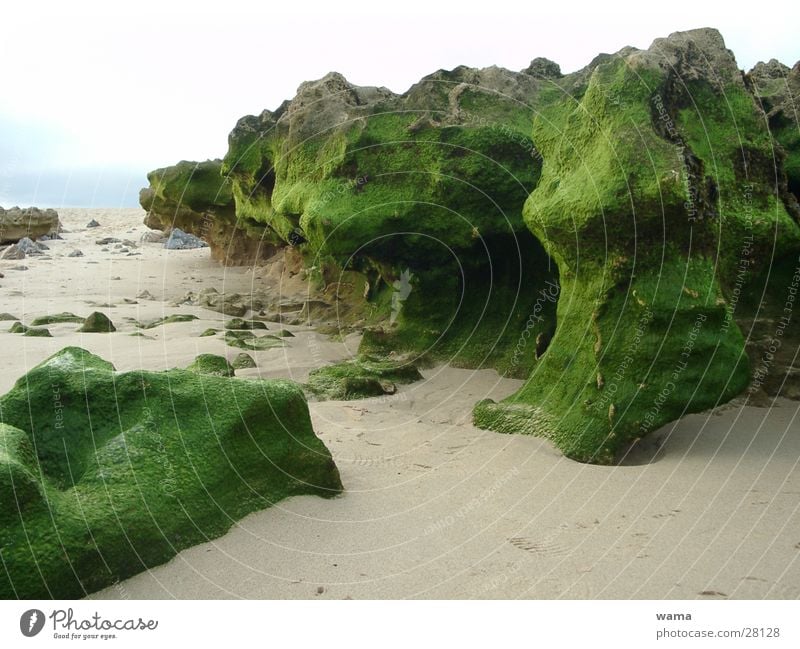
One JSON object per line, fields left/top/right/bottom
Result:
{"left": 23, "top": 327, "right": 52, "bottom": 338}
{"left": 475, "top": 29, "right": 800, "bottom": 461}
{"left": 187, "top": 353, "right": 235, "bottom": 377}
{"left": 0, "top": 347, "right": 342, "bottom": 598}
{"left": 306, "top": 356, "right": 422, "bottom": 400}
{"left": 231, "top": 352, "right": 257, "bottom": 370}
{"left": 225, "top": 317, "right": 268, "bottom": 330}
{"left": 224, "top": 330, "right": 284, "bottom": 351}
{"left": 31, "top": 312, "right": 84, "bottom": 326}
{"left": 79, "top": 312, "right": 116, "bottom": 333}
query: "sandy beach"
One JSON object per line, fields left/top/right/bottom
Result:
{"left": 2, "top": 208, "right": 798, "bottom": 600}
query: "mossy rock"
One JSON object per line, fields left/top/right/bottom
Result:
{"left": 79, "top": 312, "right": 116, "bottom": 333}
{"left": 275, "top": 329, "right": 295, "bottom": 337}
{"left": 0, "top": 347, "right": 342, "bottom": 598}
{"left": 225, "top": 318, "right": 268, "bottom": 331}
{"left": 231, "top": 352, "right": 257, "bottom": 370}
{"left": 224, "top": 331, "right": 284, "bottom": 351}
{"left": 305, "top": 356, "right": 422, "bottom": 400}
{"left": 186, "top": 354, "right": 235, "bottom": 377}
{"left": 137, "top": 314, "right": 199, "bottom": 329}
{"left": 474, "top": 30, "right": 800, "bottom": 462}
{"left": 142, "top": 28, "right": 800, "bottom": 462}
{"left": 9, "top": 322, "right": 28, "bottom": 334}
{"left": 23, "top": 327, "right": 52, "bottom": 338}
{"left": 0, "top": 313, "right": 20, "bottom": 321}
{"left": 199, "top": 328, "right": 220, "bottom": 337}
{"left": 31, "top": 312, "right": 84, "bottom": 326}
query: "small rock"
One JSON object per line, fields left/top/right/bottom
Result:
{"left": 136, "top": 290, "right": 156, "bottom": 300}
{"left": 79, "top": 312, "right": 116, "bottom": 333}
{"left": 186, "top": 354, "right": 235, "bottom": 377}
{"left": 67, "top": 249, "right": 84, "bottom": 257}
{"left": 96, "top": 237, "right": 121, "bottom": 245}
{"left": 164, "top": 228, "right": 208, "bottom": 250}
{"left": 16, "top": 237, "right": 46, "bottom": 255}
{"left": 140, "top": 230, "right": 167, "bottom": 243}
{"left": 1, "top": 244, "right": 25, "bottom": 260}
{"left": 86, "top": 219, "right": 100, "bottom": 228}
{"left": 225, "top": 318, "right": 268, "bottom": 331}
{"left": 231, "top": 353, "right": 257, "bottom": 370}
{"left": 23, "top": 327, "right": 52, "bottom": 338}
{"left": 10, "top": 265, "right": 28, "bottom": 271}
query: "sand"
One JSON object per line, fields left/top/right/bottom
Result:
{"left": 2, "top": 208, "right": 799, "bottom": 600}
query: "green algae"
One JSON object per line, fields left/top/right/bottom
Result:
{"left": 186, "top": 354, "right": 235, "bottom": 377}
{"left": 474, "top": 45, "right": 799, "bottom": 462}
{"left": 31, "top": 313, "right": 84, "bottom": 326}
{"left": 224, "top": 318, "right": 268, "bottom": 330}
{"left": 224, "top": 330, "right": 284, "bottom": 351}
{"left": 306, "top": 355, "right": 422, "bottom": 400}
{"left": 22, "top": 327, "right": 52, "bottom": 338}
{"left": 231, "top": 352, "right": 257, "bottom": 370}
{"left": 0, "top": 347, "right": 342, "bottom": 599}
{"left": 79, "top": 312, "right": 116, "bottom": 333}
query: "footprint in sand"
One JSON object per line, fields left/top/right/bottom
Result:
{"left": 509, "top": 536, "right": 568, "bottom": 557}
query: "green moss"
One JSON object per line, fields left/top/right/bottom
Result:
{"left": 474, "top": 52, "right": 799, "bottom": 462}
{"left": 186, "top": 354, "right": 235, "bottom": 377}
{"left": 145, "top": 160, "right": 233, "bottom": 214}
{"left": 31, "top": 313, "right": 84, "bottom": 326}
{"left": 23, "top": 327, "right": 52, "bottom": 338}
{"left": 0, "top": 347, "right": 342, "bottom": 599}
{"left": 224, "top": 318, "right": 268, "bottom": 331}
{"left": 306, "top": 355, "right": 422, "bottom": 400}
{"left": 224, "top": 331, "right": 284, "bottom": 351}
{"left": 231, "top": 352, "right": 257, "bottom": 370}
{"left": 79, "top": 312, "right": 116, "bottom": 333}
{"left": 199, "top": 328, "right": 219, "bottom": 337}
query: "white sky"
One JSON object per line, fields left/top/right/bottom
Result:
{"left": 0, "top": 0, "right": 798, "bottom": 206}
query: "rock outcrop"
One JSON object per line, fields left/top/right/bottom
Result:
{"left": 0, "top": 206, "right": 59, "bottom": 244}
{"left": 0, "top": 347, "right": 342, "bottom": 598}
{"left": 140, "top": 28, "right": 800, "bottom": 462}
{"left": 140, "top": 159, "right": 278, "bottom": 265}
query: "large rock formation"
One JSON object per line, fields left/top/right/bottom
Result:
{"left": 0, "top": 347, "right": 342, "bottom": 598}
{"left": 0, "top": 206, "right": 59, "bottom": 244}
{"left": 140, "top": 28, "right": 800, "bottom": 462}
{"left": 139, "top": 160, "right": 277, "bottom": 265}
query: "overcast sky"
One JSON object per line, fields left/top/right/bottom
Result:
{"left": 1, "top": 0, "right": 798, "bottom": 207}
